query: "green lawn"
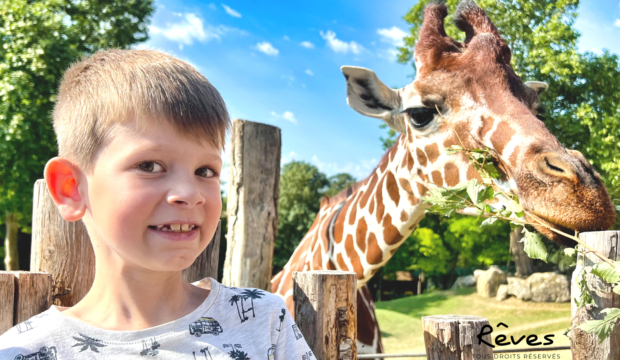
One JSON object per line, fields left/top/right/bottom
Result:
{"left": 375, "top": 287, "right": 572, "bottom": 359}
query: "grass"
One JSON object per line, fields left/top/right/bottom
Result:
{"left": 375, "top": 287, "right": 572, "bottom": 359}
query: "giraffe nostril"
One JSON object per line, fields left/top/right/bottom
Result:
{"left": 544, "top": 158, "right": 565, "bottom": 173}
{"left": 536, "top": 153, "right": 575, "bottom": 180}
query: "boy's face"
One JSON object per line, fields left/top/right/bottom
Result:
{"left": 79, "top": 118, "right": 222, "bottom": 273}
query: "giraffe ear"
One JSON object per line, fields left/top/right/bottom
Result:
{"left": 341, "top": 66, "right": 406, "bottom": 133}
{"left": 524, "top": 81, "right": 548, "bottom": 95}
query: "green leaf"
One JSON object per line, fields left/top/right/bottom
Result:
{"left": 467, "top": 179, "right": 480, "bottom": 205}
{"left": 578, "top": 308, "right": 620, "bottom": 344}
{"left": 522, "top": 229, "right": 548, "bottom": 262}
{"left": 591, "top": 262, "right": 620, "bottom": 284}
{"left": 564, "top": 248, "right": 577, "bottom": 257}
{"left": 613, "top": 286, "right": 620, "bottom": 296}
{"left": 483, "top": 162, "right": 501, "bottom": 179}
{"left": 480, "top": 217, "right": 499, "bottom": 227}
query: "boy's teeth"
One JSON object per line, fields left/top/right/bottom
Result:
{"left": 152, "top": 224, "right": 196, "bottom": 232}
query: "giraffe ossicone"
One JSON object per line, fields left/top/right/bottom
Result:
{"left": 272, "top": 0, "right": 616, "bottom": 355}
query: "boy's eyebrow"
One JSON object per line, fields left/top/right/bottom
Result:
{"left": 131, "top": 144, "right": 222, "bottom": 162}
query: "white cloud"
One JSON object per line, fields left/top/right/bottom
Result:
{"left": 149, "top": 13, "right": 231, "bottom": 45}
{"left": 221, "top": 4, "right": 241, "bottom": 18}
{"left": 254, "top": 41, "right": 279, "bottom": 56}
{"left": 271, "top": 111, "right": 298, "bottom": 124}
{"left": 305, "top": 69, "right": 314, "bottom": 76}
{"left": 377, "top": 26, "right": 407, "bottom": 47}
{"left": 320, "top": 31, "right": 364, "bottom": 54}
{"left": 378, "top": 49, "right": 399, "bottom": 62}
{"left": 615, "top": 19, "right": 620, "bottom": 27}
{"left": 300, "top": 41, "right": 315, "bottom": 49}
{"left": 310, "top": 155, "right": 378, "bottom": 179}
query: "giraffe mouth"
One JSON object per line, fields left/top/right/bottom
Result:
{"left": 524, "top": 213, "right": 577, "bottom": 247}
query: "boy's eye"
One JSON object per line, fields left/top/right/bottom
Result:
{"left": 136, "top": 161, "right": 217, "bottom": 178}
{"left": 197, "top": 167, "right": 216, "bottom": 178}
{"left": 137, "top": 161, "right": 163, "bottom": 173}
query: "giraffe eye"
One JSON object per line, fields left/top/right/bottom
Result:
{"left": 403, "top": 107, "right": 439, "bottom": 128}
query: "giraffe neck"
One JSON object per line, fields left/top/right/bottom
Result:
{"left": 272, "top": 131, "right": 442, "bottom": 303}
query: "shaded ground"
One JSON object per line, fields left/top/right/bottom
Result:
{"left": 375, "top": 287, "right": 571, "bottom": 359}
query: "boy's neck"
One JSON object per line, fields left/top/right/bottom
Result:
{"left": 59, "top": 268, "right": 211, "bottom": 331}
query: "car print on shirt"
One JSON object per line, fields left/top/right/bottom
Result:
{"left": 188, "top": 317, "right": 223, "bottom": 337}
{"left": 13, "top": 346, "right": 57, "bottom": 360}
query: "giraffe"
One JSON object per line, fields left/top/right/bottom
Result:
{"left": 271, "top": 0, "right": 616, "bottom": 355}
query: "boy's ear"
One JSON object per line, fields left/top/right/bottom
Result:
{"left": 44, "top": 157, "right": 87, "bottom": 222}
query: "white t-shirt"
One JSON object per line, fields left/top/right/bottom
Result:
{"left": 0, "top": 278, "right": 314, "bottom": 359}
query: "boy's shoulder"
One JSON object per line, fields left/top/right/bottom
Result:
{"left": 217, "top": 283, "right": 284, "bottom": 305}
{"left": 0, "top": 308, "right": 63, "bottom": 357}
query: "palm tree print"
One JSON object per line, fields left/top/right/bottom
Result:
{"left": 276, "top": 309, "right": 285, "bottom": 332}
{"left": 240, "top": 289, "right": 265, "bottom": 318}
{"left": 229, "top": 294, "right": 248, "bottom": 322}
{"left": 72, "top": 333, "right": 107, "bottom": 353}
{"left": 228, "top": 348, "right": 251, "bottom": 360}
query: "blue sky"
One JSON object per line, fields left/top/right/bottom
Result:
{"left": 141, "top": 0, "right": 620, "bottom": 193}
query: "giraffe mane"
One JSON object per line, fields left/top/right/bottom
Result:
{"left": 320, "top": 133, "right": 406, "bottom": 208}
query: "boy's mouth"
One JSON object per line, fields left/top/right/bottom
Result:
{"left": 148, "top": 224, "right": 198, "bottom": 233}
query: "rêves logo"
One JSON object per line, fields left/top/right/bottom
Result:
{"left": 477, "top": 323, "right": 555, "bottom": 348}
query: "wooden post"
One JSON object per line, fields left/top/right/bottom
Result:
{"left": 571, "top": 230, "right": 620, "bottom": 359}
{"left": 0, "top": 272, "right": 15, "bottom": 334}
{"left": 30, "top": 179, "right": 96, "bottom": 307}
{"left": 182, "top": 221, "right": 221, "bottom": 283}
{"left": 13, "top": 271, "right": 53, "bottom": 324}
{"left": 222, "top": 119, "right": 280, "bottom": 291}
{"left": 31, "top": 179, "right": 223, "bottom": 307}
{"left": 422, "top": 315, "right": 493, "bottom": 360}
{"left": 293, "top": 270, "right": 357, "bottom": 360}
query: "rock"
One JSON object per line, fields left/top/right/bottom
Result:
{"left": 474, "top": 269, "right": 486, "bottom": 282}
{"left": 451, "top": 275, "right": 476, "bottom": 289}
{"left": 526, "top": 272, "right": 570, "bottom": 302}
{"left": 496, "top": 284, "right": 509, "bottom": 301}
{"left": 507, "top": 277, "right": 532, "bottom": 301}
{"left": 476, "top": 266, "right": 507, "bottom": 298}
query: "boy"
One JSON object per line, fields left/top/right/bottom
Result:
{"left": 0, "top": 49, "right": 313, "bottom": 359}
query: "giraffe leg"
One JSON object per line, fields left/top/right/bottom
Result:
{"left": 357, "top": 285, "right": 384, "bottom": 357}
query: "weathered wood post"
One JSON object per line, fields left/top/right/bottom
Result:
{"left": 31, "top": 179, "right": 222, "bottom": 306}
{"left": 222, "top": 119, "right": 280, "bottom": 291}
{"left": 293, "top": 270, "right": 357, "bottom": 360}
{"left": 571, "top": 230, "right": 620, "bottom": 359}
{"left": 0, "top": 272, "right": 15, "bottom": 333}
{"left": 422, "top": 315, "right": 493, "bottom": 360}
{"left": 12, "top": 271, "right": 53, "bottom": 324}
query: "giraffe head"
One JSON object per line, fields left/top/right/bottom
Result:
{"left": 341, "top": 0, "right": 615, "bottom": 245}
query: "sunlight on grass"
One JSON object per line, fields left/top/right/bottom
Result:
{"left": 376, "top": 288, "right": 572, "bottom": 359}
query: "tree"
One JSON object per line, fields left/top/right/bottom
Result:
{"left": 393, "top": 0, "right": 620, "bottom": 216}
{"left": 326, "top": 173, "right": 357, "bottom": 197}
{"left": 273, "top": 161, "right": 330, "bottom": 272}
{"left": 272, "top": 161, "right": 357, "bottom": 273}
{"left": 0, "top": 0, "right": 155, "bottom": 269}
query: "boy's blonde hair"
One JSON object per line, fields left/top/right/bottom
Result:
{"left": 52, "top": 49, "right": 230, "bottom": 175}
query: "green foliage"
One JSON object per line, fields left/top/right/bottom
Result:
{"left": 578, "top": 308, "right": 620, "bottom": 344}
{"left": 273, "top": 161, "right": 356, "bottom": 272}
{"left": 0, "top": 0, "right": 155, "bottom": 234}
{"left": 390, "top": 0, "right": 620, "bottom": 225}
{"left": 384, "top": 213, "right": 511, "bottom": 280}
{"left": 325, "top": 173, "right": 357, "bottom": 197}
